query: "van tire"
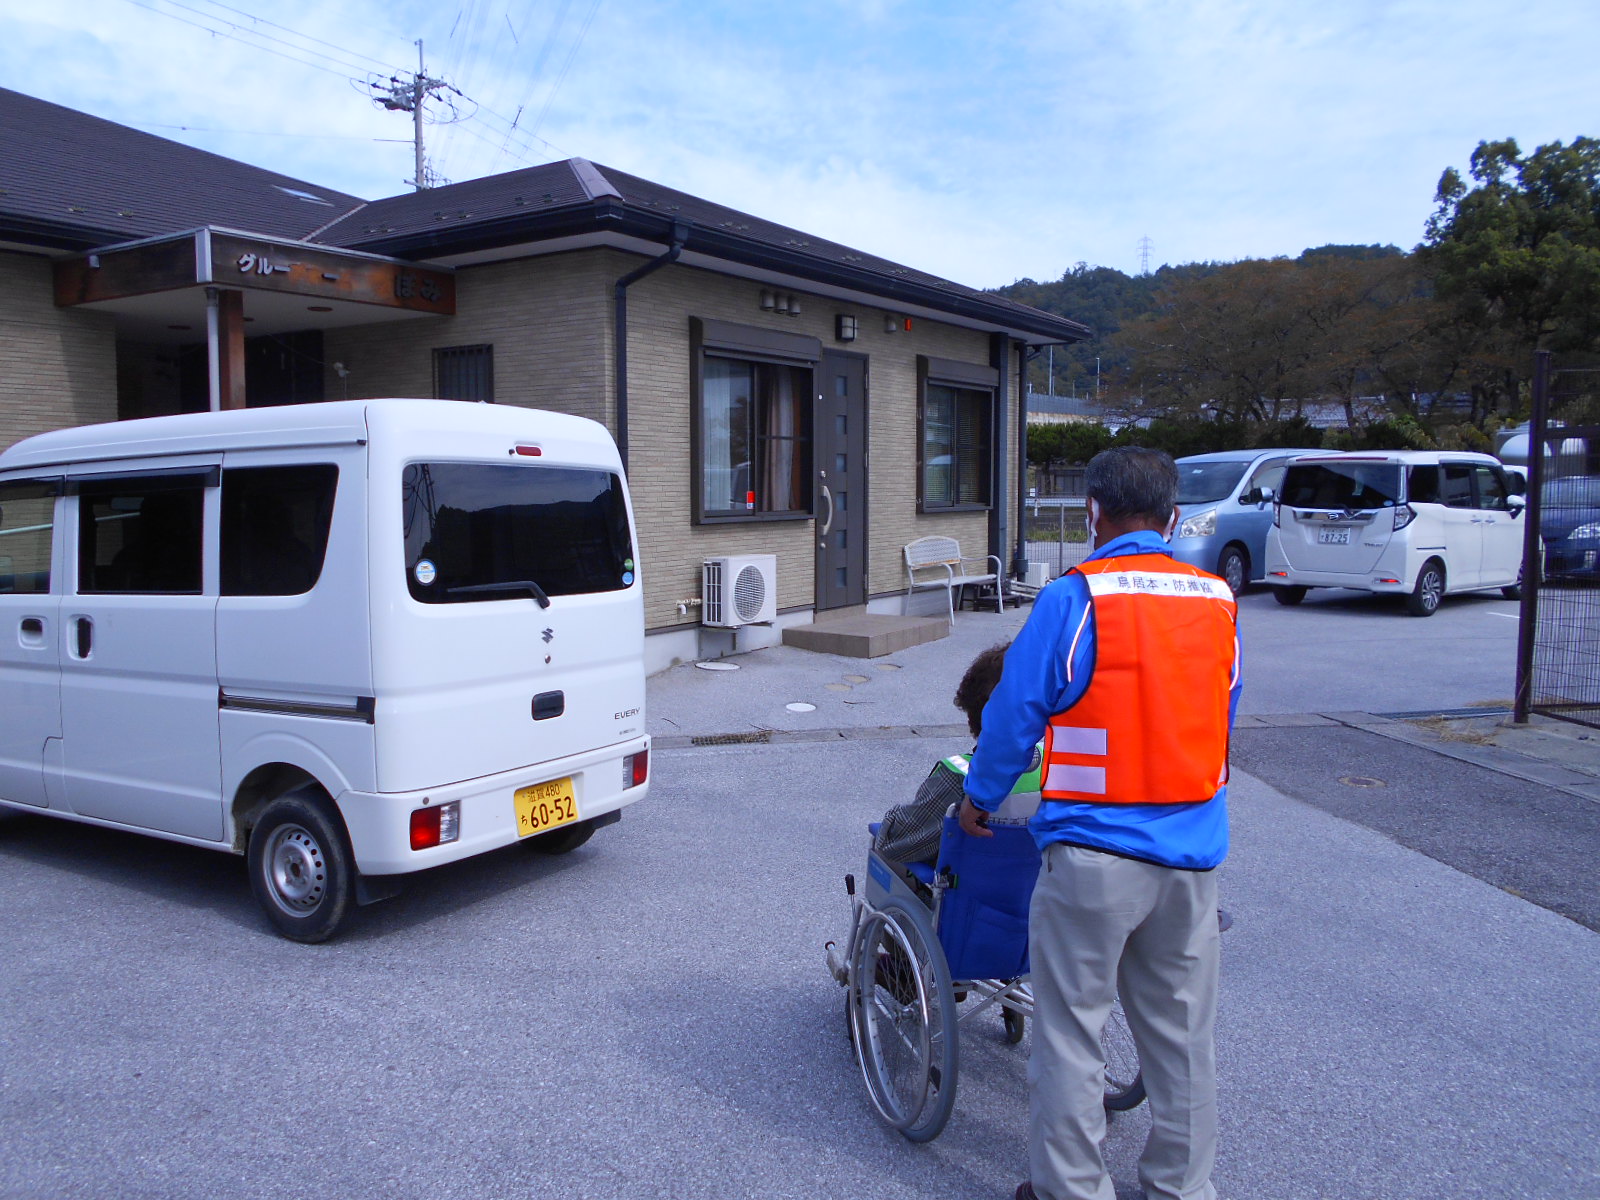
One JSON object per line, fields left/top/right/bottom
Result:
{"left": 1272, "top": 585, "right": 1307, "bottom": 606}
{"left": 248, "top": 788, "right": 354, "bottom": 943}
{"left": 1407, "top": 559, "right": 1446, "bottom": 617}
{"left": 1502, "top": 566, "right": 1524, "bottom": 601}
{"left": 1218, "top": 546, "right": 1249, "bottom": 596}
{"left": 524, "top": 817, "right": 598, "bottom": 856}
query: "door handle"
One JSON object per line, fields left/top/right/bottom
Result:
{"left": 819, "top": 484, "right": 834, "bottom": 536}
{"left": 21, "top": 617, "right": 42, "bottom": 636}
{"left": 73, "top": 616, "right": 92, "bottom": 658}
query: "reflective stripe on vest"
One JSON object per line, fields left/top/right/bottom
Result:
{"left": 1043, "top": 553, "right": 1237, "bottom": 806}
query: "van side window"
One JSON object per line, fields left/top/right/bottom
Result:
{"left": 1440, "top": 465, "right": 1475, "bottom": 509}
{"left": 221, "top": 465, "right": 338, "bottom": 596}
{"left": 1473, "top": 465, "right": 1510, "bottom": 511}
{"left": 0, "top": 480, "right": 58, "bottom": 594}
{"left": 78, "top": 479, "right": 205, "bottom": 594}
{"left": 1407, "top": 466, "right": 1440, "bottom": 504}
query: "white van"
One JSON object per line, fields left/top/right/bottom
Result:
{"left": 1263, "top": 450, "right": 1527, "bottom": 616}
{"left": 0, "top": 400, "right": 649, "bottom": 941}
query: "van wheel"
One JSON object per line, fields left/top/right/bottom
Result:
{"left": 524, "top": 817, "right": 598, "bottom": 856}
{"left": 1407, "top": 559, "right": 1446, "bottom": 617}
{"left": 248, "top": 788, "right": 354, "bottom": 943}
{"left": 1502, "top": 566, "right": 1524, "bottom": 601}
{"left": 1218, "top": 546, "right": 1248, "bottom": 596}
{"left": 1272, "top": 585, "right": 1307, "bottom": 606}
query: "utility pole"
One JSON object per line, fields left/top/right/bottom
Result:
{"left": 372, "top": 40, "right": 453, "bottom": 191}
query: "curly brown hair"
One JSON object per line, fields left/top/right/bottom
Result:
{"left": 953, "top": 642, "right": 1011, "bottom": 738}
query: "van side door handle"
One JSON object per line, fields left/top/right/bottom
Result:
{"left": 73, "top": 616, "right": 92, "bottom": 658}
{"left": 20, "top": 617, "right": 43, "bottom": 637}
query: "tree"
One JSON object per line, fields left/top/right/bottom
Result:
{"left": 1422, "top": 137, "right": 1600, "bottom": 417}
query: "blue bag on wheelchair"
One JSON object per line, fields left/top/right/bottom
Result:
{"left": 934, "top": 815, "right": 1040, "bottom": 982}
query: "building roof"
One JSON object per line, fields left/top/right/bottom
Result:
{"left": 1, "top": 87, "right": 1089, "bottom": 343}
{"left": 0, "top": 88, "right": 365, "bottom": 250}
{"left": 314, "top": 159, "right": 1090, "bottom": 343}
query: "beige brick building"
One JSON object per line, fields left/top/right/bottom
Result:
{"left": 1, "top": 88, "right": 1088, "bottom": 671}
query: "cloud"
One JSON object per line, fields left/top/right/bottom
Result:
{"left": 4, "top": 0, "right": 1599, "bottom": 286}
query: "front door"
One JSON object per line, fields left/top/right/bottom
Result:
{"left": 815, "top": 351, "right": 867, "bottom": 611}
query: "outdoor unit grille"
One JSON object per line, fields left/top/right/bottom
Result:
{"left": 702, "top": 554, "right": 777, "bottom": 627}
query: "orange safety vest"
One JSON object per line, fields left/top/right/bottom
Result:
{"left": 1042, "top": 553, "right": 1238, "bottom": 805}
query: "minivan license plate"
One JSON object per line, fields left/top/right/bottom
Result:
{"left": 1317, "top": 526, "right": 1351, "bottom": 545}
{"left": 515, "top": 778, "right": 578, "bottom": 837}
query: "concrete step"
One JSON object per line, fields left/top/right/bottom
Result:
{"left": 781, "top": 612, "right": 948, "bottom": 658}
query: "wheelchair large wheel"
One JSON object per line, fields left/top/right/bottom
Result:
{"left": 1103, "top": 995, "right": 1146, "bottom": 1111}
{"left": 848, "top": 898, "right": 959, "bottom": 1142}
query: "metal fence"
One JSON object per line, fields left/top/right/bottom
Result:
{"left": 1021, "top": 497, "right": 1091, "bottom": 581}
{"left": 1515, "top": 351, "right": 1600, "bottom": 729}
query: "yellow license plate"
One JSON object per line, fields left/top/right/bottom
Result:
{"left": 515, "top": 778, "right": 578, "bottom": 837}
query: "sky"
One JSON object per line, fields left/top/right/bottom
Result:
{"left": 3, "top": 0, "right": 1598, "bottom": 289}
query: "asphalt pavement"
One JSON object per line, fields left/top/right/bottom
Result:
{"left": 2, "top": 588, "right": 1597, "bottom": 1199}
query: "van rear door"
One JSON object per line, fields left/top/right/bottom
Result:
{"left": 377, "top": 459, "right": 643, "bottom": 791}
{"left": 1276, "top": 460, "right": 1403, "bottom": 575}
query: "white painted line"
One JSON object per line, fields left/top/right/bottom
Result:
{"left": 1488, "top": 612, "right": 1520, "bottom": 620}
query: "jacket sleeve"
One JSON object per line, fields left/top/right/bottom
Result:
{"left": 964, "top": 574, "right": 1095, "bottom": 810}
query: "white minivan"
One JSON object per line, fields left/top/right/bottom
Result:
{"left": 1263, "top": 450, "right": 1527, "bottom": 616}
{"left": 0, "top": 399, "right": 650, "bottom": 941}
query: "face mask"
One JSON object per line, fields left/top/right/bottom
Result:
{"left": 1163, "top": 508, "right": 1178, "bottom": 542}
{"left": 1086, "top": 498, "right": 1100, "bottom": 551}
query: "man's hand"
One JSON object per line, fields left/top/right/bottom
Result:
{"left": 958, "top": 797, "right": 994, "bottom": 838}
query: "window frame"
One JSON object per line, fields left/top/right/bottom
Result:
{"left": 690, "top": 317, "right": 821, "bottom": 525}
{"left": 71, "top": 468, "right": 217, "bottom": 596}
{"left": 918, "top": 355, "right": 998, "bottom": 513}
{"left": 0, "top": 477, "right": 63, "bottom": 596}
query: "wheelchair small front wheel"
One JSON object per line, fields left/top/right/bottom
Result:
{"left": 1102, "top": 995, "right": 1146, "bottom": 1111}
{"left": 1002, "top": 1006, "right": 1026, "bottom": 1045}
{"left": 847, "top": 898, "right": 959, "bottom": 1142}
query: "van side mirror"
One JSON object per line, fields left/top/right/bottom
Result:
{"left": 1507, "top": 493, "right": 1526, "bottom": 516}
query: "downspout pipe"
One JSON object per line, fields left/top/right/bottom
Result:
{"left": 1016, "top": 344, "right": 1041, "bottom": 577}
{"left": 613, "top": 221, "right": 689, "bottom": 468}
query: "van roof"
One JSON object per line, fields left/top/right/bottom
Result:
{"left": 1287, "top": 449, "right": 1501, "bottom": 467}
{"left": 0, "top": 399, "right": 617, "bottom": 472}
{"left": 1175, "top": 447, "right": 1324, "bottom": 464}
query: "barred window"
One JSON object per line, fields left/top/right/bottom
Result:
{"left": 434, "top": 344, "right": 494, "bottom": 403}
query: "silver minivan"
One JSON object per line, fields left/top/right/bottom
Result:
{"left": 1171, "top": 448, "right": 1324, "bottom": 593}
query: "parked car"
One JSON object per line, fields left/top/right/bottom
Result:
{"left": 1264, "top": 450, "right": 1526, "bottom": 616}
{"left": 1539, "top": 475, "right": 1600, "bottom": 582}
{"left": 0, "top": 399, "right": 651, "bottom": 942}
{"left": 1170, "top": 448, "right": 1324, "bottom": 593}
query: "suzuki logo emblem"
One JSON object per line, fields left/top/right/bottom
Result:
{"left": 541, "top": 628, "right": 554, "bottom": 643}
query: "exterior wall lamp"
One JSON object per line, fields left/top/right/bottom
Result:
{"left": 835, "top": 314, "right": 858, "bottom": 341}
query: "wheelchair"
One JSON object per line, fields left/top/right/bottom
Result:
{"left": 825, "top": 811, "right": 1145, "bottom": 1142}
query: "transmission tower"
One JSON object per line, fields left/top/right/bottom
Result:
{"left": 369, "top": 40, "right": 459, "bottom": 190}
{"left": 1137, "top": 236, "right": 1153, "bottom": 275}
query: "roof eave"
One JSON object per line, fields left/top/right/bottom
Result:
{"left": 328, "top": 199, "right": 1092, "bottom": 344}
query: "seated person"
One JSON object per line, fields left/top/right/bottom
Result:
{"left": 873, "top": 643, "right": 1042, "bottom": 867}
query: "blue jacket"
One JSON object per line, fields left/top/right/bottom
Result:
{"left": 964, "top": 530, "right": 1240, "bottom": 870}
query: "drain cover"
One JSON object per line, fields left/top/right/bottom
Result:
{"left": 786, "top": 702, "right": 817, "bottom": 713}
{"left": 1338, "top": 775, "right": 1386, "bottom": 788}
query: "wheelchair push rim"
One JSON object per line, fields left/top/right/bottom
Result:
{"left": 847, "top": 898, "right": 959, "bottom": 1142}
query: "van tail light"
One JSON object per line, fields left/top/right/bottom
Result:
{"left": 624, "top": 748, "right": 649, "bottom": 789}
{"left": 1268, "top": 570, "right": 1288, "bottom": 578}
{"left": 410, "top": 801, "right": 460, "bottom": 850}
{"left": 1393, "top": 504, "right": 1417, "bottom": 532}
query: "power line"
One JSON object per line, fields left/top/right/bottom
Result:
{"left": 190, "top": 0, "right": 405, "bottom": 73}
{"left": 118, "top": 0, "right": 373, "bottom": 80}
{"left": 529, "top": 0, "right": 600, "bottom": 143}
{"left": 135, "top": 122, "right": 410, "bottom": 142}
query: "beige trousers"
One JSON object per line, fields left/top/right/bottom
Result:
{"left": 1027, "top": 843, "right": 1220, "bottom": 1200}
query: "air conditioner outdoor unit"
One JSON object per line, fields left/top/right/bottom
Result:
{"left": 702, "top": 554, "right": 777, "bottom": 627}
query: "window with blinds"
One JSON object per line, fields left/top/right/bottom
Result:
{"left": 922, "top": 382, "right": 992, "bottom": 509}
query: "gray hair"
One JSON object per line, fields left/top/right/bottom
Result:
{"left": 1085, "top": 446, "right": 1179, "bottom": 523}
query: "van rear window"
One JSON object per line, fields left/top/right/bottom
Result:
{"left": 402, "top": 463, "right": 635, "bottom": 604}
{"left": 1279, "top": 462, "right": 1402, "bottom": 511}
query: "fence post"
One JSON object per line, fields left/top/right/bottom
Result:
{"left": 1513, "top": 350, "right": 1551, "bottom": 724}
